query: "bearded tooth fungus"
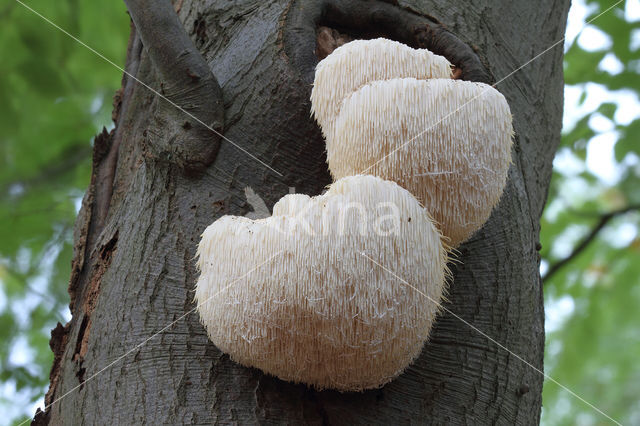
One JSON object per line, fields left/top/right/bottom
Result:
{"left": 195, "top": 175, "right": 448, "bottom": 391}
{"left": 311, "top": 38, "right": 514, "bottom": 246}
{"left": 310, "top": 38, "right": 453, "bottom": 143}
{"left": 326, "top": 78, "right": 513, "bottom": 247}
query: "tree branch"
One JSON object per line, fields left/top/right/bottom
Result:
{"left": 123, "top": 0, "right": 224, "bottom": 172}
{"left": 542, "top": 204, "right": 640, "bottom": 282}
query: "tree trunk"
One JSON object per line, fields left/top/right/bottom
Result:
{"left": 35, "top": 0, "right": 569, "bottom": 424}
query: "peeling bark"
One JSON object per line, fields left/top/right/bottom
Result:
{"left": 35, "top": 0, "right": 569, "bottom": 424}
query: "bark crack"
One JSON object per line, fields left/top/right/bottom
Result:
{"left": 71, "top": 230, "right": 119, "bottom": 386}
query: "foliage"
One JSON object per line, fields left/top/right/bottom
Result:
{"left": 0, "top": 1, "right": 129, "bottom": 423}
{"left": 0, "top": 0, "right": 638, "bottom": 425}
{"left": 540, "top": 0, "right": 640, "bottom": 425}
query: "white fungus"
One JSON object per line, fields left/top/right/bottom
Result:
{"left": 195, "top": 175, "right": 448, "bottom": 391}
{"left": 327, "top": 78, "right": 514, "bottom": 247}
{"left": 310, "top": 38, "right": 453, "bottom": 143}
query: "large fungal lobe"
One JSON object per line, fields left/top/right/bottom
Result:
{"left": 195, "top": 175, "right": 448, "bottom": 391}
{"left": 310, "top": 38, "right": 452, "bottom": 143}
{"left": 329, "top": 78, "right": 514, "bottom": 247}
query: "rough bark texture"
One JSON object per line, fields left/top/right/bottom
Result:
{"left": 36, "top": 0, "right": 569, "bottom": 424}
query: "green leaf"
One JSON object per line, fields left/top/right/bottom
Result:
{"left": 614, "top": 118, "right": 640, "bottom": 162}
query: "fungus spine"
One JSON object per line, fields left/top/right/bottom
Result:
{"left": 310, "top": 38, "right": 453, "bottom": 143}
{"left": 327, "top": 78, "right": 513, "bottom": 246}
{"left": 195, "top": 175, "right": 448, "bottom": 391}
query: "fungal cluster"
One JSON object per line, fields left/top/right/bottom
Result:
{"left": 196, "top": 38, "right": 513, "bottom": 391}
{"left": 196, "top": 176, "right": 447, "bottom": 390}
{"left": 312, "top": 39, "right": 514, "bottom": 246}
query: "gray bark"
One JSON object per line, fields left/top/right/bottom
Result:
{"left": 35, "top": 0, "right": 569, "bottom": 424}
